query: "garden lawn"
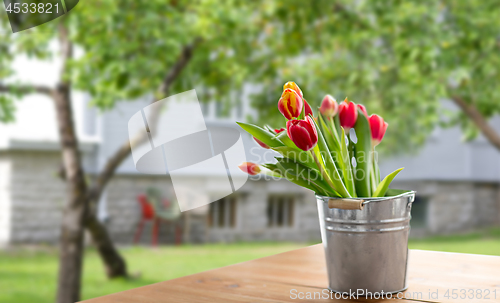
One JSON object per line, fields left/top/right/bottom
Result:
{"left": 0, "top": 242, "right": 303, "bottom": 303}
{"left": 0, "top": 228, "right": 499, "bottom": 303}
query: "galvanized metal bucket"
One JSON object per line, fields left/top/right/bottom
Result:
{"left": 316, "top": 189, "right": 415, "bottom": 294}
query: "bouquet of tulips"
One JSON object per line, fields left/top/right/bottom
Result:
{"left": 237, "top": 82, "right": 403, "bottom": 198}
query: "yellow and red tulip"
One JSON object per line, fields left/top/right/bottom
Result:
{"left": 338, "top": 98, "right": 358, "bottom": 130}
{"left": 319, "top": 95, "right": 338, "bottom": 117}
{"left": 283, "top": 81, "right": 303, "bottom": 99}
{"left": 278, "top": 88, "right": 303, "bottom": 120}
{"left": 286, "top": 116, "right": 318, "bottom": 151}
{"left": 238, "top": 162, "right": 261, "bottom": 176}
{"left": 369, "top": 114, "right": 388, "bottom": 146}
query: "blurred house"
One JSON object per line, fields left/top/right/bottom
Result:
{"left": 1, "top": 57, "right": 499, "bottom": 245}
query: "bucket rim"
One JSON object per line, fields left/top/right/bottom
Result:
{"left": 316, "top": 189, "right": 416, "bottom": 205}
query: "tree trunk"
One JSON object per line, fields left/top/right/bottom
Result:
{"left": 54, "top": 85, "right": 89, "bottom": 303}
{"left": 86, "top": 214, "right": 127, "bottom": 277}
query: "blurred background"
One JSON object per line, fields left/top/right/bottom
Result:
{"left": 1, "top": 0, "right": 500, "bottom": 302}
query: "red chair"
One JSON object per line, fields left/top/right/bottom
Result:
{"left": 134, "top": 194, "right": 182, "bottom": 246}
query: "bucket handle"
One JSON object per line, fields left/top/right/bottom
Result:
{"left": 328, "top": 199, "right": 365, "bottom": 210}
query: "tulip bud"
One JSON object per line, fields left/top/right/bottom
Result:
{"left": 338, "top": 98, "right": 358, "bottom": 130}
{"left": 319, "top": 95, "right": 338, "bottom": 117}
{"left": 286, "top": 116, "right": 318, "bottom": 151}
{"left": 283, "top": 81, "right": 303, "bottom": 99}
{"left": 369, "top": 114, "right": 388, "bottom": 146}
{"left": 238, "top": 162, "right": 261, "bottom": 176}
{"left": 274, "top": 128, "right": 285, "bottom": 134}
{"left": 303, "top": 99, "right": 313, "bottom": 117}
{"left": 278, "top": 88, "right": 303, "bottom": 120}
{"left": 357, "top": 104, "right": 368, "bottom": 118}
{"left": 253, "top": 137, "right": 270, "bottom": 149}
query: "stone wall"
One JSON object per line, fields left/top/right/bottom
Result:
{"left": 1, "top": 150, "right": 66, "bottom": 244}
{"left": 1, "top": 148, "right": 499, "bottom": 245}
{"left": 0, "top": 153, "right": 11, "bottom": 244}
{"left": 393, "top": 181, "right": 500, "bottom": 235}
{"left": 103, "top": 175, "right": 320, "bottom": 244}
{"left": 204, "top": 178, "right": 320, "bottom": 243}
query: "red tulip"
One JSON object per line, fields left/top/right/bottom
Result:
{"left": 319, "top": 95, "right": 338, "bottom": 117}
{"left": 357, "top": 104, "right": 368, "bottom": 118}
{"left": 286, "top": 116, "right": 318, "bottom": 151}
{"left": 338, "top": 98, "right": 358, "bottom": 130}
{"left": 253, "top": 137, "right": 270, "bottom": 149}
{"left": 369, "top": 114, "right": 388, "bottom": 146}
{"left": 274, "top": 128, "right": 285, "bottom": 133}
{"left": 303, "top": 99, "right": 313, "bottom": 117}
{"left": 283, "top": 81, "right": 303, "bottom": 99}
{"left": 278, "top": 88, "right": 303, "bottom": 120}
{"left": 238, "top": 162, "right": 261, "bottom": 176}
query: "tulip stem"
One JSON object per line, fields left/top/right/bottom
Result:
{"left": 328, "top": 117, "right": 340, "bottom": 143}
{"left": 309, "top": 150, "right": 338, "bottom": 195}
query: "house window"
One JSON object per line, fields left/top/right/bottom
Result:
{"left": 208, "top": 197, "right": 237, "bottom": 228}
{"left": 411, "top": 196, "right": 428, "bottom": 229}
{"left": 267, "top": 195, "right": 294, "bottom": 227}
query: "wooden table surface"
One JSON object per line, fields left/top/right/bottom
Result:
{"left": 81, "top": 244, "right": 500, "bottom": 302}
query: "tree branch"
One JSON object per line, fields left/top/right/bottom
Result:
{"left": 0, "top": 83, "right": 53, "bottom": 95}
{"left": 87, "top": 38, "right": 201, "bottom": 206}
{"left": 451, "top": 95, "right": 500, "bottom": 150}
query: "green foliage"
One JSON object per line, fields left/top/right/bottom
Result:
{"left": 353, "top": 109, "right": 372, "bottom": 197}
{"left": 1, "top": 0, "right": 499, "bottom": 148}
{"left": 372, "top": 167, "right": 404, "bottom": 197}
{"left": 236, "top": 121, "right": 284, "bottom": 148}
{"left": 250, "top": 0, "right": 500, "bottom": 153}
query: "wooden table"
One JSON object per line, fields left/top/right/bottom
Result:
{"left": 82, "top": 244, "right": 500, "bottom": 302}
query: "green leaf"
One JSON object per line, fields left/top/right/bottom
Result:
{"left": 340, "top": 128, "right": 356, "bottom": 197}
{"left": 372, "top": 168, "right": 404, "bottom": 197}
{"left": 333, "top": 115, "right": 342, "bottom": 138}
{"left": 353, "top": 109, "right": 372, "bottom": 197}
{"left": 311, "top": 119, "right": 351, "bottom": 198}
{"left": 272, "top": 146, "right": 316, "bottom": 169}
{"left": 276, "top": 157, "right": 339, "bottom": 196}
{"left": 259, "top": 163, "right": 283, "bottom": 178}
{"left": 237, "top": 122, "right": 284, "bottom": 148}
{"left": 274, "top": 161, "right": 334, "bottom": 196}
{"left": 263, "top": 125, "right": 276, "bottom": 133}
{"left": 276, "top": 130, "right": 301, "bottom": 150}
{"left": 318, "top": 114, "right": 341, "bottom": 160}
{"left": 318, "top": 113, "right": 340, "bottom": 149}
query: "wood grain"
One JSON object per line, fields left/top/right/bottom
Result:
{"left": 80, "top": 245, "right": 500, "bottom": 302}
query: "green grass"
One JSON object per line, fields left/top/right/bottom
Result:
{"left": 0, "top": 242, "right": 304, "bottom": 303}
{"left": 408, "top": 227, "right": 500, "bottom": 256}
{"left": 0, "top": 228, "right": 499, "bottom": 303}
